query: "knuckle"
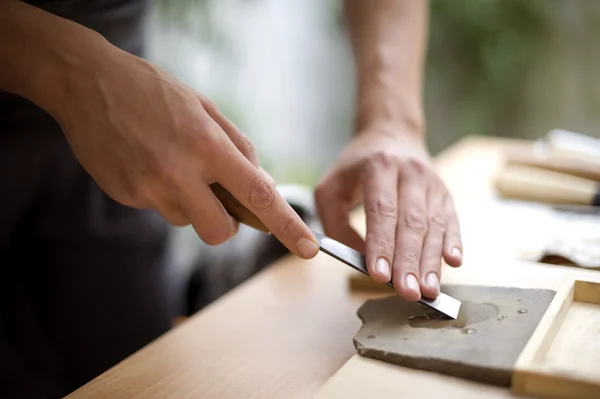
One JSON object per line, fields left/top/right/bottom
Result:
{"left": 239, "top": 135, "right": 258, "bottom": 161}
{"left": 404, "top": 208, "right": 427, "bottom": 231}
{"left": 402, "top": 251, "right": 419, "bottom": 266}
{"left": 153, "top": 158, "right": 180, "bottom": 186}
{"left": 202, "top": 98, "right": 220, "bottom": 117}
{"left": 429, "top": 212, "right": 446, "bottom": 231}
{"left": 400, "top": 158, "right": 427, "bottom": 177}
{"left": 278, "top": 217, "right": 297, "bottom": 238}
{"left": 247, "top": 176, "right": 275, "bottom": 211}
{"left": 366, "top": 196, "right": 396, "bottom": 218}
{"left": 368, "top": 236, "right": 395, "bottom": 255}
{"left": 365, "top": 150, "right": 399, "bottom": 171}
{"left": 423, "top": 253, "right": 442, "bottom": 270}
{"left": 184, "top": 121, "right": 220, "bottom": 155}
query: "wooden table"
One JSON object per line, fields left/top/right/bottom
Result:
{"left": 66, "top": 135, "right": 600, "bottom": 398}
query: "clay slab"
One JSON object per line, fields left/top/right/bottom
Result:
{"left": 353, "top": 285, "right": 556, "bottom": 386}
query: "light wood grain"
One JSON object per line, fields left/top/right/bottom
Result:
{"left": 505, "top": 144, "right": 600, "bottom": 182}
{"left": 512, "top": 277, "right": 600, "bottom": 399}
{"left": 494, "top": 163, "right": 599, "bottom": 206}
{"left": 66, "top": 135, "right": 600, "bottom": 399}
{"left": 312, "top": 355, "right": 509, "bottom": 399}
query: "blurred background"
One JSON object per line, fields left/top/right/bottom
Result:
{"left": 148, "top": 0, "right": 600, "bottom": 183}
{"left": 144, "top": 0, "right": 600, "bottom": 314}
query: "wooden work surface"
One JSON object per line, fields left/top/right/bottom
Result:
{"left": 66, "top": 135, "right": 600, "bottom": 398}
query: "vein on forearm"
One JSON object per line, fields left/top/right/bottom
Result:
{"left": 343, "top": 0, "right": 428, "bottom": 135}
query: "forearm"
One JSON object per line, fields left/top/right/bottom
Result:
{"left": 0, "top": 0, "right": 109, "bottom": 118}
{"left": 343, "top": 0, "right": 428, "bottom": 137}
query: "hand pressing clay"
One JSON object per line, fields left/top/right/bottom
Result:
{"left": 353, "top": 285, "right": 556, "bottom": 387}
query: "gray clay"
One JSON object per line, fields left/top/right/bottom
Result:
{"left": 354, "top": 285, "right": 556, "bottom": 387}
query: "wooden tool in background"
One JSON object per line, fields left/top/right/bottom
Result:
{"left": 493, "top": 164, "right": 600, "bottom": 207}
{"left": 505, "top": 147, "right": 600, "bottom": 182}
{"left": 497, "top": 129, "right": 600, "bottom": 203}
{"left": 503, "top": 129, "right": 600, "bottom": 183}
{"left": 544, "top": 128, "right": 600, "bottom": 163}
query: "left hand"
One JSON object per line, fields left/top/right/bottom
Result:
{"left": 314, "top": 125, "right": 463, "bottom": 301}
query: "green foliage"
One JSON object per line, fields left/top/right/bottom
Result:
{"left": 153, "top": 0, "right": 248, "bottom": 135}
{"left": 155, "top": 0, "right": 259, "bottom": 45}
{"left": 426, "top": 0, "right": 554, "bottom": 137}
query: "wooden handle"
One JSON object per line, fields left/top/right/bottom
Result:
{"left": 506, "top": 148, "right": 600, "bottom": 182}
{"left": 494, "top": 164, "right": 600, "bottom": 206}
{"left": 209, "top": 183, "right": 269, "bottom": 233}
{"left": 545, "top": 128, "right": 600, "bottom": 162}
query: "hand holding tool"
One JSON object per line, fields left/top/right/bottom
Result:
{"left": 210, "top": 182, "right": 462, "bottom": 319}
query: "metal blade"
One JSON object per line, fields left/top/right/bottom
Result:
{"left": 550, "top": 204, "right": 600, "bottom": 215}
{"left": 313, "top": 230, "right": 462, "bottom": 319}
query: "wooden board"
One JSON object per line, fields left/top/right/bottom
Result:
{"left": 511, "top": 277, "right": 600, "bottom": 399}
{"left": 312, "top": 355, "right": 509, "bottom": 399}
{"left": 64, "top": 136, "right": 600, "bottom": 399}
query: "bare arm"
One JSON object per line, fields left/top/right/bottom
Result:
{"left": 343, "top": 0, "right": 428, "bottom": 138}
{"left": 317, "top": 0, "right": 463, "bottom": 302}
{"left": 0, "top": 0, "right": 320, "bottom": 259}
{"left": 0, "top": 0, "right": 107, "bottom": 117}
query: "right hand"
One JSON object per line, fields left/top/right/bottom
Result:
{"left": 49, "top": 35, "right": 320, "bottom": 259}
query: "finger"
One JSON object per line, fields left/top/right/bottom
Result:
{"left": 177, "top": 175, "right": 239, "bottom": 246}
{"left": 201, "top": 97, "right": 260, "bottom": 167}
{"left": 392, "top": 174, "right": 428, "bottom": 302}
{"left": 260, "top": 166, "right": 276, "bottom": 184}
{"left": 213, "top": 146, "right": 320, "bottom": 259}
{"left": 156, "top": 203, "right": 190, "bottom": 226}
{"left": 442, "top": 194, "right": 463, "bottom": 267}
{"left": 418, "top": 189, "right": 446, "bottom": 299}
{"left": 315, "top": 174, "right": 365, "bottom": 253}
{"left": 141, "top": 186, "right": 191, "bottom": 226}
{"left": 361, "top": 164, "right": 398, "bottom": 284}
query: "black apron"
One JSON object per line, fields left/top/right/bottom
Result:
{"left": 0, "top": 2, "right": 178, "bottom": 398}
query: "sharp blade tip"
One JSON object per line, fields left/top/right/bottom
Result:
{"left": 447, "top": 300, "right": 462, "bottom": 320}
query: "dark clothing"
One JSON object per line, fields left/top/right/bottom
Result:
{"left": 0, "top": 1, "right": 177, "bottom": 398}
{"left": 0, "top": 0, "right": 151, "bottom": 128}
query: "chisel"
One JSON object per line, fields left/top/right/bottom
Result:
{"left": 209, "top": 182, "right": 462, "bottom": 319}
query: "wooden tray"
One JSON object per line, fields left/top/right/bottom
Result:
{"left": 511, "top": 278, "right": 600, "bottom": 399}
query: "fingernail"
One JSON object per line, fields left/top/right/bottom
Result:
{"left": 375, "top": 258, "right": 390, "bottom": 277}
{"left": 426, "top": 272, "right": 439, "bottom": 292}
{"left": 405, "top": 274, "right": 420, "bottom": 296}
{"left": 297, "top": 237, "right": 319, "bottom": 259}
{"left": 451, "top": 246, "right": 462, "bottom": 258}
